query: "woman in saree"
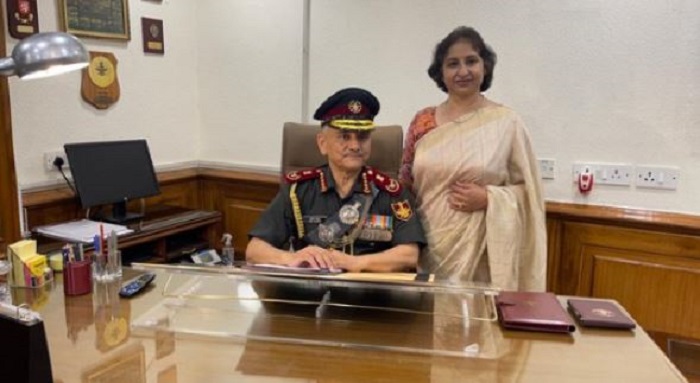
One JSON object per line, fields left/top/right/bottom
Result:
{"left": 400, "top": 26, "right": 546, "bottom": 291}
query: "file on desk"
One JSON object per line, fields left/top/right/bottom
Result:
{"left": 35, "top": 219, "right": 133, "bottom": 243}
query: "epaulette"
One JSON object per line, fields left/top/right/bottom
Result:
{"left": 284, "top": 168, "right": 328, "bottom": 192}
{"left": 364, "top": 167, "right": 402, "bottom": 197}
{"left": 284, "top": 168, "right": 322, "bottom": 184}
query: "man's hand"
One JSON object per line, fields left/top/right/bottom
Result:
{"left": 328, "top": 250, "right": 364, "bottom": 272}
{"left": 287, "top": 245, "right": 336, "bottom": 269}
{"left": 448, "top": 181, "right": 487, "bottom": 212}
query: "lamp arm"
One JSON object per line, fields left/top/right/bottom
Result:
{"left": 0, "top": 57, "right": 17, "bottom": 77}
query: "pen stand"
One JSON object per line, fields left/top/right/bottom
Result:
{"left": 64, "top": 260, "right": 92, "bottom": 296}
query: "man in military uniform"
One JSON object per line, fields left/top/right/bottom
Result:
{"left": 246, "top": 88, "right": 426, "bottom": 272}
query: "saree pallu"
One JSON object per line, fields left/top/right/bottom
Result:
{"left": 413, "top": 105, "right": 546, "bottom": 291}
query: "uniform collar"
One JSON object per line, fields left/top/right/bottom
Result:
{"left": 321, "top": 165, "right": 372, "bottom": 194}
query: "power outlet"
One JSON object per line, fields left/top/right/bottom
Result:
{"left": 538, "top": 158, "right": 556, "bottom": 179}
{"left": 572, "top": 163, "right": 632, "bottom": 186}
{"left": 44, "top": 151, "right": 69, "bottom": 172}
{"left": 636, "top": 166, "right": 680, "bottom": 190}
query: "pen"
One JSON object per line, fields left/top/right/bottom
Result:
{"left": 93, "top": 234, "right": 100, "bottom": 255}
{"left": 62, "top": 245, "right": 70, "bottom": 265}
{"left": 100, "top": 224, "right": 105, "bottom": 256}
{"left": 71, "top": 243, "right": 80, "bottom": 262}
{"left": 110, "top": 230, "right": 117, "bottom": 255}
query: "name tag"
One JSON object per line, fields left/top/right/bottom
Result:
{"left": 303, "top": 215, "right": 326, "bottom": 224}
{"left": 358, "top": 229, "right": 392, "bottom": 242}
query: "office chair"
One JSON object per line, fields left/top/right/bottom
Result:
{"left": 281, "top": 122, "right": 404, "bottom": 179}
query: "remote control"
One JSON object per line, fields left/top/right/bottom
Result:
{"left": 119, "top": 272, "right": 156, "bottom": 298}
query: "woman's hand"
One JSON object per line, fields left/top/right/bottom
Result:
{"left": 448, "top": 181, "right": 488, "bottom": 212}
{"left": 288, "top": 246, "right": 336, "bottom": 269}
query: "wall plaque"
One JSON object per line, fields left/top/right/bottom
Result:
{"left": 141, "top": 18, "right": 164, "bottom": 54}
{"left": 6, "top": 0, "right": 39, "bottom": 39}
{"left": 81, "top": 51, "right": 121, "bottom": 110}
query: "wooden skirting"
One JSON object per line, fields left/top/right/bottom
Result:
{"left": 21, "top": 165, "right": 700, "bottom": 342}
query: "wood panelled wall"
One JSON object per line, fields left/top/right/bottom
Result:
{"left": 22, "top": 166, "right": 700, "bottom": 343}
{"left": 547, "top": 204, "right": 700, "bottom": 343}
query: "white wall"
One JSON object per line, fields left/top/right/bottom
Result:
{"left": 309, "top": 0, "right": 700, "bottom": 214}
{"left": 7, "top": 0, "right": 200, "bottom": 187}
{"left": 196, "top": 0, "right": 304, "bottom": 170}
{"left": 6, "top": 1, "right": 700, "bottom": 215}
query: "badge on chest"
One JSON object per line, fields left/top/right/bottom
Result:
{"left": 358, "top": 214, "right": 393, "bottom": 242}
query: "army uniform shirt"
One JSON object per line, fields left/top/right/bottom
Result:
{"left": 249, "top": 165, "right": 427, "bottom": 255}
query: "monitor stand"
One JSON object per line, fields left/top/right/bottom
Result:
{"left": 99, "top": 201, "right": 144, "bottom": 224}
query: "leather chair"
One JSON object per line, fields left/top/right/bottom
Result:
{"left": 281, "top": 122, "right": 404, "bottom": 179}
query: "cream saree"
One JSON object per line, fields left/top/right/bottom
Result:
{"left": 413, "top": 105, "right": 546, "bottom": 291}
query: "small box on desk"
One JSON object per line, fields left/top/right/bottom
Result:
{"left": 7, "top": 240, "right": 53, "bottom": 289}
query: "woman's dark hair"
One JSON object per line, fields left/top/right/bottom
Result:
{"left": 427, "top": 26, "right": 497, "bottom": 93}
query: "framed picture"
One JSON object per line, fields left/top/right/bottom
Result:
{"left": 59, "top": 0, "right": 130, "bottom": 40}
{"left": 141, "top": 17, "right": 164, "bottom": 54}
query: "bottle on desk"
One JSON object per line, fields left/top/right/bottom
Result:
{"left": 221, "top": 233, "right": 234, "bottom": 266}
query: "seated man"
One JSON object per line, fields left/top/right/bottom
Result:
{"left": 246, "top": 88, "right": 426, "bottom": 272}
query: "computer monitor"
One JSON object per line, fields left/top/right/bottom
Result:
{"left": 64, "top": 139, "right": 160, "bottom": 224}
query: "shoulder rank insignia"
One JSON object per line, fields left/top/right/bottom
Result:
{"left": 285, "top": 168, "right": 322, "bottom": 183}
{"left": 391, "top": 200, "right": 413, "bottom": 221}
{"left": 285, "top": 167, "right": 328, "bottom": 192}
{"left": 364, "top": 167, "right": 402, "bottom": 197}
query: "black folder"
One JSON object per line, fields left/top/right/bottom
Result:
{"left": 0, "top": 305, "right": 53, "bottom": 383}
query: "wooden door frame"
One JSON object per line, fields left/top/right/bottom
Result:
{"left": 0, "top": 4, "right": 22, "bottom": 247}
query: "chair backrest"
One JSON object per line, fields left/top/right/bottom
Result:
{"left": 281, "top": 122, "right": 404, "bottom": 179}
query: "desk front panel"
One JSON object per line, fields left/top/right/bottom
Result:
{"left": 9, "top": 267, "right": 687, "bottom": 383}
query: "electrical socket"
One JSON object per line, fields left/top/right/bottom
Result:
{"left": 636, "top": 166, "right": 680, "bottom": 190}
{"left": 572, "top": 162, "right": 632, "bottom": 186}
{"left": 538, "top": 158, "right": 556, "bottom": 179}
{"left": 43, "top": 151, "right": 69, "bottom": 172}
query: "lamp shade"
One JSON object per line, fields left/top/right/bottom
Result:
{"left": 0, "top": 32, "right": 89, "bottom": 80}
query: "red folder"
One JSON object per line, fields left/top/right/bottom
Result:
{"left": 567, "top": 299, "right": 636, "bottom": 329}
{"left": 496, "top": 291, "right": 575, "bottom": 334}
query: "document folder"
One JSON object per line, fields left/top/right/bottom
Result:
{"left": 0, "top": 303, "right": 53, "bottom": 383}
{"left": 496, "top": 291, "right": 575, "bottom": 334}
{"left": 242, "top": 263, "right": 344, "bottom": 275}
{"left": 567, "top": 299, "right": 636, "bottom": 329}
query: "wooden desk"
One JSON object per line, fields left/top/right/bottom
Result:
{"left": 12, "top": 269, "right": 686, "bottom": 383}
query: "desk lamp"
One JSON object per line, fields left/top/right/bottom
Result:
{"left": 0, "top": 31, "right": 88, "bottom": 79}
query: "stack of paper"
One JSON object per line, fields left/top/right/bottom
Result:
{"left": 35, "top": 219, "right": 133, "bottom": 243}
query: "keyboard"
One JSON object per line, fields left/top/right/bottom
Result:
{"left": 139, "top": 210, "right": 213, "bottom": 231}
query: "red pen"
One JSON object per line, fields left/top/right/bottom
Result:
{"left": 100, "top": 223, "right": 105, "bottom": 255}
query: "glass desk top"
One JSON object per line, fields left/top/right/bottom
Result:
{"left": 131, "top": 263, "right": 503, "bottom": 358}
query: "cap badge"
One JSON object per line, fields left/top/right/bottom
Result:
{"left": 348, "top": 100, "right": 363, "bottom": 114}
